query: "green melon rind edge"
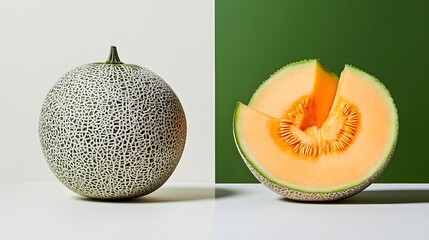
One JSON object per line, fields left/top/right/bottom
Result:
{"left": 343, "top": 64, "right": 399, "bottom": 186}
{"left": 234, "top": 64, "right": 399, "bottom": 196}
{"left": 233, "top": 102, "right": 306, "bottom": 193}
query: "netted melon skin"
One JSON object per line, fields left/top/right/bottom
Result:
{"left": 240, "top": 141, "right": 396, "bottom": 202}
{"left": 39, "top": 64, "right": 186, "bottom": 199}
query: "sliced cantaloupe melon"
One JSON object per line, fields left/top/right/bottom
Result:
{"left": 234, "top": 60, "right": 398, "bottom": 201}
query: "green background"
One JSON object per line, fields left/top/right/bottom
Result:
{"left": 215, "top": 0, "right": 429, "bottom": 183}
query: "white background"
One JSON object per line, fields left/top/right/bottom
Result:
{"left": 0, "top": 0, "right": 214, "bottom": 183}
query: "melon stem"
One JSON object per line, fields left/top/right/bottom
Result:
{"left": 105, "top": 46, "right": 123, "bottom": 64}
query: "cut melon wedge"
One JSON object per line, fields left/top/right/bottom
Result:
{"left": 234, "top": 60, "right": 398, "bottom": 201}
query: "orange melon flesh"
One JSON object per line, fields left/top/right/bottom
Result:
{"left": 234, "top": 63, "right": 398, "bottom": 193}
{"left": 249, "top": 60, "right": 338, "bottom": 128}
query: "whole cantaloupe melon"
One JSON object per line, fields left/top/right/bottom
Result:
{"left": 234, "top": 60, "right": 398, "bottom": 201}
{"left": 39, "top": 46, "right": 186, "bottom": 199}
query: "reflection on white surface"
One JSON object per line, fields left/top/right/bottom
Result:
{"left": 76, "top": 186, "right": 216, "bottom": 203}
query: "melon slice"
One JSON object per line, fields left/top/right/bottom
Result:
{"left": 234, "top": 60, "right": 398, "bottom": 201}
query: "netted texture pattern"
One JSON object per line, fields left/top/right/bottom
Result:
{"left": 39, "top": 64, "right": 186, "bottom": 199}
{"left": 238, "top": 140, "right": 396, "bottom": 202}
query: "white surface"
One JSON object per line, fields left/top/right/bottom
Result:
{"left": 0, "top": 0, "right": 214, "bottom": 183}
{"left": 0, "top": 181, "right": 214, "bottom": 240}
{"left": 216, "top": 184, "right": 429, "bottom": 240}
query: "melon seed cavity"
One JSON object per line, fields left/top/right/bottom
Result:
{"left": 278, "top": 97, "right": 360, "bottom": 157}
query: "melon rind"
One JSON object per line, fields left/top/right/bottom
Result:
{"left": 234, "top": 63, "right": 398, "bottom": 202}
{"left": 339, "top": 65, "right": 399, "bottom": 190}
{"left": 234, "top": 108, "right": 396, "bottom": 201}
